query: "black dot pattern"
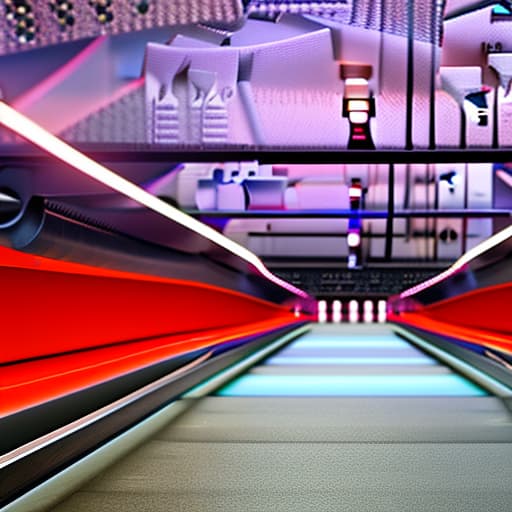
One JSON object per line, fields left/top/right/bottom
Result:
{"left": 0, "top": 0, "right": 244, "bottom": 54}
{"left": 48, "top": 1, "right": 75, "bottom": 30}
{"left": 88, "top": 0, "right": 114, "bottom": 24}
{"left": 135, "top": 1, "right": 149, "bottom": 15}
{"left": 3, "top": 0, "right": 36, "bottom": 43}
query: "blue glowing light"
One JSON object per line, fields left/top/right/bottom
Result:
{"left": 493, "top": 4, "right": 512, "bottom": 15}
{"left": 289, "top": 339, "right": 410, "bottom": 349}
{"left": 265, "top": 356, "right": 437, "bottom": 365}
{"left": 217, "top": 374, "right": 487, "bottom": 397}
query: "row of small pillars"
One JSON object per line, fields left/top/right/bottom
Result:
{"left": 317, "top": 299, "right": 387, "bottom": 324}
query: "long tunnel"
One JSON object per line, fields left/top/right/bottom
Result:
{"left": 0, "top": 1, "right": 512, "bottom": 511}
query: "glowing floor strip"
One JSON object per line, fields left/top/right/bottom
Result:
{"left": 298, "top": 333, "right": 402, "bottom": 340}
{"left": 217, "top": 374, "right": 487, "bottom": 397}
{"left": 0, "top": 101, "right": 307, "bottom": 299}
{"left": 265, "top": 356, "right": 437, "bottom": 365}
{"left": 289, "top": 340, "right": 410, "bottom": 349}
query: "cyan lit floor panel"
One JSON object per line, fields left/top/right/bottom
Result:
{"left": 265, "top": 356, "right": 437, "bottom": 365}
{"left": 228, "top": 323, "right": 473, "bottom": 395}
{"left": 289, "top": 337, "right": 410, "bottom": 349}
{"left": 264, "top": 329, "right": 438, "bottom": 367}
{"left": 216, "top": 373, "right": 487, "bottom": 396}
{"left": 275, "top": 334, "right": 418, "bottom": 350}
{"left": 270, "top": 347, "right": 436, "bottom": 359}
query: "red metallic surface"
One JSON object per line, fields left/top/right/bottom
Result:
{"left": 389, "top": 282, "right": 512, "bottom": 353}
{"left": 0, "top": 318, "right": 294, "bottom": 416}
{"left": 0, "top": 246, "right": 298, "bottom": 363}
{"left": 0, "top": 246, "right": 305, "bottom": 416}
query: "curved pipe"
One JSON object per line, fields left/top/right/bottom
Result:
{"left": 0, "top": 188, "right": 27, "bottom": 230}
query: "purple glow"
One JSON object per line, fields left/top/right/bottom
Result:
{"left": 13, "top": 37, "right": 107, "bottom": 111}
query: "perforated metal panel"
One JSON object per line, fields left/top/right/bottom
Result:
{"left": 0, "top": 0, "right": 244, "bottom": 55}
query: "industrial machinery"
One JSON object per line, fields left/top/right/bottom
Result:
{"left": 0, "top": 1, "right": 511, "bottom": 510}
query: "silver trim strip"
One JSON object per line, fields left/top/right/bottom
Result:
{"left": 2, "top": 400, "right": 193, "bottom": 512}
{"left": 0, "top": 350, "right": 214, "bottom": 469}
{"left": 393, "top": 325, "right": 512, "bottom": 398}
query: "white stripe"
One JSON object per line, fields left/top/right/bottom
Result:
{"left": 0, "top": 101, "right": 308, "bottom": 298}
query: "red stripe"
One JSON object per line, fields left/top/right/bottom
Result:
{"left": 389, "top": 282, "right": 512, "bottom": 353}
{"left": 0, "top": 246, "right": 300, "bottom": 363}
{"left": 0, "top": 317, "right": 300, "bottom": 416}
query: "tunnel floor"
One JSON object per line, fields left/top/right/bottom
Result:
{"left": 53, "top": 324, "right": 512, "bottom": 512}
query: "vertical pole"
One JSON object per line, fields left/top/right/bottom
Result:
{"left": 385, "top": 162, "right": 395, "bottom": 261}
{"left": 406, "top": 0, "right": 415, "bottom": 149}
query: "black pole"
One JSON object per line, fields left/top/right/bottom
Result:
{"left": 385, "top": 163, "right": 395, "bottom": 261}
